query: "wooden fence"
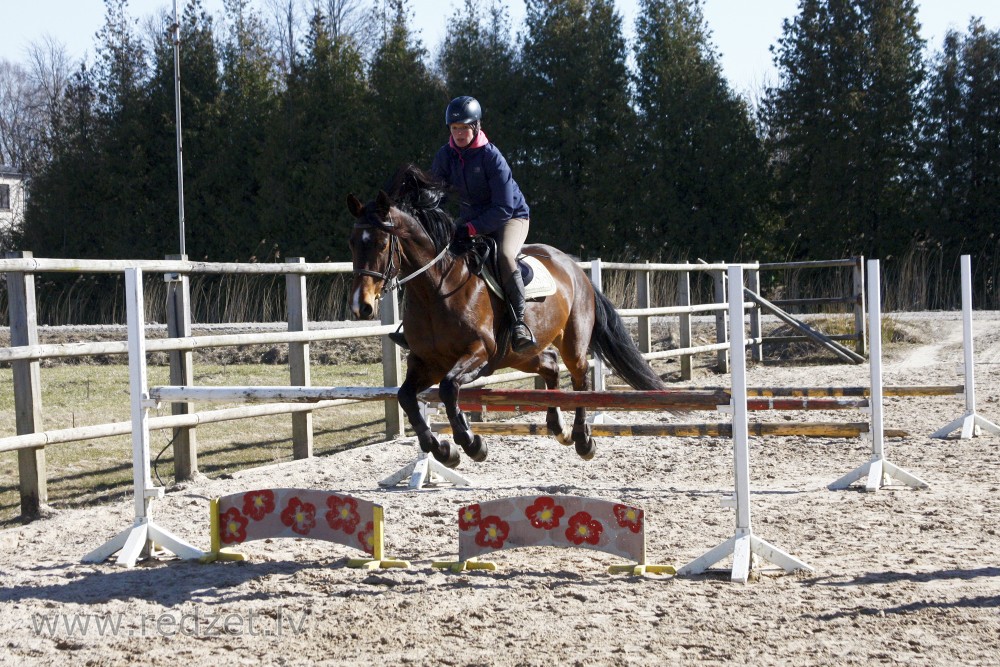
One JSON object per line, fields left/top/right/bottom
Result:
{"left": 1, "top": 251, "right": 867, "bottom": 518}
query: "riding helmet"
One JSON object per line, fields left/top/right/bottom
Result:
{"left": 445, "top": 96, "right": 482, "bottom": 126}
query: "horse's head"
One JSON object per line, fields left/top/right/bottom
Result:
{"left": 347, "top": 190, "right": 398, "bottom": 320}
{"left": 346, "top": 166, "right": 457, "bottom": 320}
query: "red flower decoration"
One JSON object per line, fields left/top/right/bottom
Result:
{"left": 613, "top": 504, "right": 644, "bottom": 534}
{"left": 566, "top": 511, "right": 603, "bottom": 546}
{"left": 357, "top": 521, "right": 376, "bottom": 555}
{"left": 280, "top": 497, "right": 317, "bottom": 536}
{"left": 242, "top": 490, "right": 276, "bottom": 521}
{"left": 458, "top": 504, "right": 483, "bottom": 531}
{"left": 325, "top": 494, "right": 361, "bottom": 534}
{"left": 220, "top": 507, "right": 249, "bottom": 544}
{"left": 525, "top": 496, "right": 565, "bottom": 530}
{"left": 474, "top": 516, "right": 510, "bottom": 550}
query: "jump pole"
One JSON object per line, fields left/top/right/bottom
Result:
{"left": 83, "top": 268, "right": 206, "bottom": 566}
{"left": 678, "top": 265, "right": 812, "bottom": 583}
{"left": 828, "top": 259, "right": 927, "bottom": 492}
{"left": 932, "top": 255, "right": 1000, "bottom": 439}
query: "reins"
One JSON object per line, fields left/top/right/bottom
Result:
{"left": 352, "top": 220, "right": 451, "bottom": 294}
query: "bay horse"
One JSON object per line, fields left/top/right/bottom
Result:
{"left": 347, "top": 164, "right": 665, "bottom": 467}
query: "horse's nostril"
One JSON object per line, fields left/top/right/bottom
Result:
{"left": 360, "top": 304, "right": 373, "bottom": 319}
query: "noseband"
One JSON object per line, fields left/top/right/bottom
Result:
{"left": 352, "top": 220, "right": 450, "bottom": 294}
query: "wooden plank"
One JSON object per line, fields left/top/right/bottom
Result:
{"left": 165, "top": 255, "right": 197, "bottom": 480}
{"left": 744, "top": 287, "right": 866, "bottom": 364}
{"left": 5, "top": 251, "right": 47, "bottom": 517}
{"left": 286, "top": 257, "right": 313, "bottom": 459}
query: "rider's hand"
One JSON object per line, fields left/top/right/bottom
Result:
{"left": 453, "top": 222, "right": 475, "bottom": 242}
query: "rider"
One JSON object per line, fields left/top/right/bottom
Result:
{"left": 389, "top": 96, "right": 535, "bottom": 353}
{"left": 434, "top": 96, "right": 535, "bottom": 353}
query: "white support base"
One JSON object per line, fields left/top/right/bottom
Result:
{"left": 932, "top": 412, "right": 1000, "bottom": 440}
{"left": 83, "top": 519, "right": 207, "bottom": 568}
{"left": 378, "top": 452, "right": 471, "bottom": 490}
{"left": 828, "top": 456, "right": 928, "bottom": 492}
{"left": 678, "top": 530, "right": 813, "bottom": 584}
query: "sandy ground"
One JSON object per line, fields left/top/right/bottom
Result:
{"left": 2, "top": 313, "right": 999, "bottom": 666}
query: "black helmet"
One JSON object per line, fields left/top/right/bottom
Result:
{"left": 445, "top": 96, "right": 482, "bottom": 126}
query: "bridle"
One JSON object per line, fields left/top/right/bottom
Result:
{"left": 352, "top": 220, "right": 450, "bottom": 294}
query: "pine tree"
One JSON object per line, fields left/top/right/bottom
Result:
{"left": 632, "top": 0, "right": 776, "bottom": 261}
{"left": 762, "top": 0, "right": 925, "bottom": 260}
{"left": 518, "top": 0, "right": 635, "bottom": 258}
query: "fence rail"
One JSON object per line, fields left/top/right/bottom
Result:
{"left": 2, "top": 251, "right": 867, "bottom": 519}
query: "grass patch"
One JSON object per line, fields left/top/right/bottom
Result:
{"left": 0, "top": 360, "right": 389, "bottom": 526}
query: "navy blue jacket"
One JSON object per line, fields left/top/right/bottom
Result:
{"left": 430, "top": 132, "right": 530, "bottom": 236}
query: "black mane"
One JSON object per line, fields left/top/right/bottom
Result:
{"left": 384, "top": 164, "right": 456, "bottom": 252}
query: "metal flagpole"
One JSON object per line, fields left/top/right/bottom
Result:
{"left": 172, "top": 0, "right": 186, "bottom": 256}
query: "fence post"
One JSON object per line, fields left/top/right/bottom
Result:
{"left": 590, "top": 259, "right": 607, "bottom": 391}
{"left": 286, "top": 257, "right": 313, "bottom": 459}
{"left": 5, "top": 251, "right": 46, "bottom": 518}
{"left": 380, "top": 290, "right": 405, "bottom": 438}
{"left": 678, "top": 269, "right": 692, "bottom": 381}
{"left": 747, "top": 267, "right": 763, "bottom": 362}
{"left": 637, "top": 262, "right": 652, "bottom": 354}
{"left": 853, "top": 256, "right": 867, "bottom": 357}
{"left": 165, "top": 255, "right": 197, "bottom": 480}
{"left": 713, "top": 267, "right": 729, "bottom": 373}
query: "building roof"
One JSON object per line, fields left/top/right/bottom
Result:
{"left": 0, "top": 166, "right": 25, "bottom": 179}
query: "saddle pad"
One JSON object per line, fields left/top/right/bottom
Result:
{"left": 521, "top": 256, "right": 557, "bottom": 300}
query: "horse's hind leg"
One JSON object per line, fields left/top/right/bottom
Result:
{"left": 559, "top": 340, "right": 596, "bottom": 461}
{"left": 526, "top": 349, "right": 572, "bottom": 445}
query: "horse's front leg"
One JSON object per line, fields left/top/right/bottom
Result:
{"left": 398, "top": 359, "right": 460, "bottom": 468}
{"left": 439, "top": 353, "right": 490, "bottom": 462}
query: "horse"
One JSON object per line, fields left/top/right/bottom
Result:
{"left": 347, "top": 164, "right": 665, "bottom": 467}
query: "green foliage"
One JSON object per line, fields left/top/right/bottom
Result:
{"left": 10, "top": 0, "right": 999, "bottom": 283}
{"left": 632, "top": 0, "right": 777, "bottom": 261}
{"left": 763, "top": 0, "right": 925, "bottom": 261}
{"left": 518, "top": 0, "right": 636, "bottom": 258}
{"left": 918, "top": 19, "right": 1000, "bottom": 258}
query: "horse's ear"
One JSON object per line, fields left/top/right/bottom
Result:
{"left": 346, "top": 193, "right": 364, "bottom": 218}
{"left": 376, "top": 190, "right": 392, "bottom": 220}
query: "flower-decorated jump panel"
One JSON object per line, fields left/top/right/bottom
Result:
{"left": 216, "top": 488, "right": 380, "bottom": 556}
{"left": 457, "top": 495, "right": 646, "bottom": 563}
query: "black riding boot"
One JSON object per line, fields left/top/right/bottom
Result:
{"left": 504, "top": 270, "right": 536, "bottom": 353}
{"left": 388, "top": 326, "right": 409, "bottom": 350}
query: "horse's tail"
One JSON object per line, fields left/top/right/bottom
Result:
{"left": 590, "top": 289, "right": 666, "bottom": 391}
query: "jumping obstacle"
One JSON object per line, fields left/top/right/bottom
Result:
{"left": 829, "top": 259, "right": 927, "bottom": 492}
{"left": 431, "top": 495, "right": 675, "bottom": 576}
{"left": 678, "top": 265, "right": 812, "bottom": 582}
{"left": 932, "top": 255, "right": 1000, "bottom": 439}
{"left": 203, "top": 487, "right": 409, "bottom": 569}
{"left": 431, "top": 421, "right": 908, "bottom": 439}
{"left": 84, "top": 268, "right": 207, "bottom": 567}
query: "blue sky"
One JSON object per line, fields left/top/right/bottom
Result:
{"left": 2, "top": 1, "right": 999, "bottom": 94}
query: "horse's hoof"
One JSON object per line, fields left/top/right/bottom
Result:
{"left": 575, "top": 437, "right": 596, "bottom": 461}
{"left": 432, "top": 441, "right": 462, "bottom": 468}
{"left": 461, "top": 434, "right": 488, "bottom": 462}
{"left": 418, "top": 432, "right": 438, "bottom": 454}
{"left": 555, "top": 429, "right": 573, "bottom": 446}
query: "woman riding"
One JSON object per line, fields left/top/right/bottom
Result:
{"left": 389, "top": 96, "right": 535, "bottom": 353}
{"left": 432, "top": 95, "right": 535, "bottom": 352}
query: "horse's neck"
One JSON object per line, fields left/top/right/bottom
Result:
{"left": 401, "top": 251, "right": 472, "bottom": 301}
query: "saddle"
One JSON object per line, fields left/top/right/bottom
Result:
{"left": 452, "top": 236, "right": 557, "bottom": 301}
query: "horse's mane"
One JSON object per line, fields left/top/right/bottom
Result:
{"left": 384, "top": 164, "right": 456, "bottom": 252}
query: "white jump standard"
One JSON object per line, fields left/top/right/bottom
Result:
{"left": 829, "top": 259, "right": 928, "bottom": 493}
{"left": 84, "top": 268, "right": 206, "bottom": 567}
{"left": 932, "top": 255, "right": 1000, "bottom": 439}
{"left": 678, "top": 265, "right": 813, "bottom": 583}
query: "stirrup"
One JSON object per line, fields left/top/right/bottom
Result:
{"left": 388, "top": 330, "right": 410, "bottom": 350}
{"left": 511, "top": 322, "right": 535, "bottom": 353}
